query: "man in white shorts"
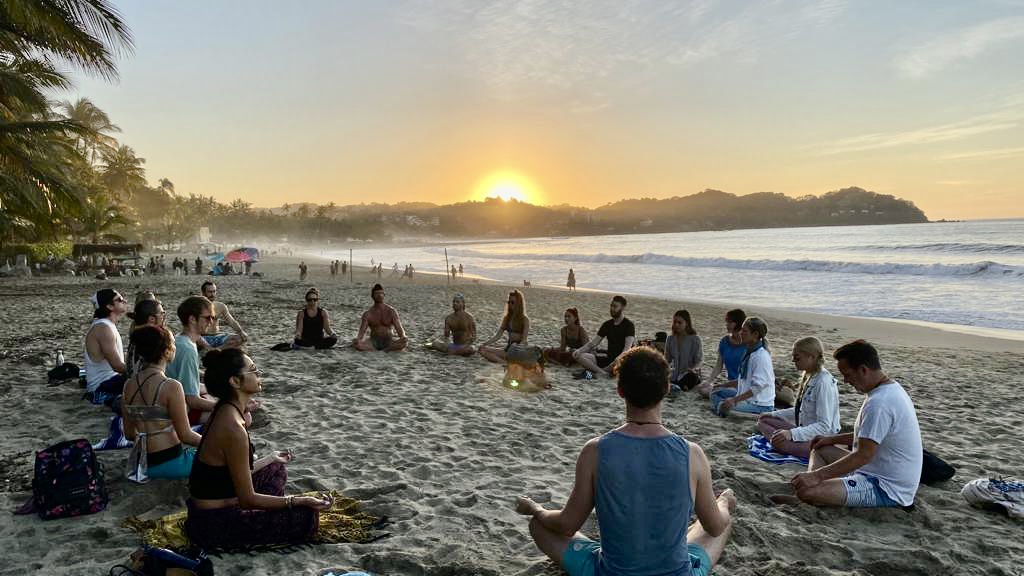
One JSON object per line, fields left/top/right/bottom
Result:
{"left": 777, "top": 340, "right": 922, "bottom": 509}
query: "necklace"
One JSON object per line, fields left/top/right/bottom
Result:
{"left": 626, "top": 420, "right": 662, "bottom": 426}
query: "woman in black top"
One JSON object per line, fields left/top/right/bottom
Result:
{"left": 293, "top": 287, "right": 338, "bottom": 349}
{"left": 185, "top": 348, "right": 329, "bottom": 550}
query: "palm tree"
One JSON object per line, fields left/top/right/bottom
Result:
{"left": 58, "top": 97, "right": 119, "bottom": 163}
{"left": 0, "top": 0, "right": 134, "bottom": 81}
{"left": 0, "top": 0, "right": 133, "bottom": 242}
{"left": 99, "top": 144, "right": 146, "bottom": 200}
{"left": 76, "top": 192, "right": 132, "bottom": 243}
{"left": 157, "top": 177, "right": 174, "bottom": 196}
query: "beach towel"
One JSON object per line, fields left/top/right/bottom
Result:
{"left": 746, "top": 434, "right": 810, "bottom": 466}
{"left": 124, "top": 491, "right": 387, "bottom": 550}
{"left": 93, "top": 415, "right": 132, "bottom": 451}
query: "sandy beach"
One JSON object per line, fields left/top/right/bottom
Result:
{"left": 1, "top": 254, "right": 1021, "bottom": 576}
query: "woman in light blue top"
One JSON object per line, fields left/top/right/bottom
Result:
{"left": 697, "top": 308, "right": 746, "bottom": 398}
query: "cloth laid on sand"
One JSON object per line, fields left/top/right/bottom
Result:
{"left": 124, "top": 490, "right": 386, "bottom": 551}
{"left": 961, "top": 477, "right": 1024, "bottom": 519}
{"left": 746, "top": 434, "right": 810, "bottom": 466}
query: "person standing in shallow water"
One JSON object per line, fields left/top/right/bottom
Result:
{"left": 299, "top": 261, "right": 307, "bottom": 282}
{"left": 567, "top": 268, "right": 576, "bottom": 291}
{"left": 516, "top": 346, "right": 737, "bottom": 576}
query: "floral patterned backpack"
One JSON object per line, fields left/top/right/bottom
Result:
{"left": 31, "top": 439, "right": 109, "bottom": 520}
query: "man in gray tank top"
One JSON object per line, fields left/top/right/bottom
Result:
{"left": 515, "top": 347, "right": 737, "bottom": 576}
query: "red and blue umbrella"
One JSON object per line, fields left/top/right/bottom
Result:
{"left": 224, "top": 247, "right": 259, "bottom": 263}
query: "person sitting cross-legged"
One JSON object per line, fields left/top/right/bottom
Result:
{"left": 516, "top": 346, "right": 737, "bottom": 576}
{"left": 293, "top": 288, "right": 338, "bottom": 349}
{"left": 772, "top": 340, "right": 922, "bottom": 509}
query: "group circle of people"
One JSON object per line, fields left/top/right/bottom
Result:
{"left": 80, "top": 276, "right": 924, "bottom": 572}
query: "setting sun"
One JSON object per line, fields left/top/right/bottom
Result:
{"left": 473, "top": 170, "right": 541, "bottom": 204}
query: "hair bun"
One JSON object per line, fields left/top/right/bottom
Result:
{"left": 201, "top": 349, "right": 221, "bottom": 369}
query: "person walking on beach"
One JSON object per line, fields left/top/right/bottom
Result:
{"left": 710, "top": 317, "right": 775, "bottom": 417}
{"left": 352, "top": 284, "right": 408, "bottom": 352}
{"left": 567, "top": 268, "right": 576, "bottom": 291}
{"left": 516, "top": 346, "right": 737, "bottom": 576}
{"left": 199, "top": 281, "right": 248, "bottom": 350}
{"left": 298, "top": 261, "right": 308, "bottom": 282}
{"left": 428, "top": 293, "right": 477, "bottom": 355}
{"left": 458, "top": 263, "right": 464, "bottom": 277}
{"left": 772, "top": 340, "right": 922, "bottom": 509}
{"left": 573, "top": 295, "right": 635, "bottom": 379}
{"left": 451, "top": 264, "right": 458, "bottom": 281}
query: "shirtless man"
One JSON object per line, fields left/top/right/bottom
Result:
{"left": 352, "top": 284, "right": 408, "bottom": 352}
{"left": 199, "top": 281, "right": 247, "bottom": 350}
{"left": 429, "top": 293, "right": 476, "bottom": 356}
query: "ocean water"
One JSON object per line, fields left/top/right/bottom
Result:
{"left": 330, "top": 220, "right": 1024, "bottom": 335}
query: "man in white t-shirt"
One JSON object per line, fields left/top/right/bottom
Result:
{"left": 777, "top": 340, "right": 922, "bottom": 509}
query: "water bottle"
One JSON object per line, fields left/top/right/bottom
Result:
{"left": 55, "top": 349, "right": 64, "bottom": 367}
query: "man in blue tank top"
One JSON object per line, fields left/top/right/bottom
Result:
{"left": 516, "top": 347, "right": 737, "bottom": 576}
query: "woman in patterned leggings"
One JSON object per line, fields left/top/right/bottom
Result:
{"left": 185, "top": 348, "right": 330, "bottom": 549}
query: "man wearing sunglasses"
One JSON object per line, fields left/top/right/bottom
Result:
{"left": 293, "top": 287, "right": 338, "bottom": 349}
{"left": 84, "top": 288, "right": 129, "bottom": 404}
{"left": 198, "top": 281, "right": 248, "bottom": 351}
{"left": 167, "top": 296, "right": 218, "bottom": 424}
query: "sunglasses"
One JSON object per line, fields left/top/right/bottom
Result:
{"left": 306, "top": 298, "right": 318, "bottom": 302}
{"left": 244, "top": 367, "right": 264, "bottom": 378}
{"left": 113, "top": 296, "right": 127, "bottom": 303}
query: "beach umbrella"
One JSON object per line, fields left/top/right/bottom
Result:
{"left": 207, "top": 252, "right": 225, "bottom": 262}
{"left": 225, "top": 247, "right": 260, "bottom": 263}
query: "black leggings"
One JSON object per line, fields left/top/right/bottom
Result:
{"left": 294, "top": 336, "right": 338, "bottom": 349}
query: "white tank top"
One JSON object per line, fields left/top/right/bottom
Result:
{"left": 84, "top": 318, "right": 124, "bottom": 391}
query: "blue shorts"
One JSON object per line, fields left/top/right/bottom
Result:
{"left": 562, "top": 537, "right": 711, "bottom": 576}
{"left": 147, "top": 446, "right": 196, "bottom": 479}
{"left": 202, "top": 334, "right": 231, "bottom": 348}
{"left": 842, "top": 473, "right": 903, "bottom": 508}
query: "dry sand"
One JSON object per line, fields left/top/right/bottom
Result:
{"left": 0, "top": 255, "right": 1021, "bottom": 576}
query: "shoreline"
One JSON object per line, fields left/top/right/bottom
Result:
{"left": 292, "top": 253, "right": 1024, "bottom": 354}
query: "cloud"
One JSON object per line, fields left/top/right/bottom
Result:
{"left": 894, "top": 16, "right": 1024, "bottom": 79}
{"left": 940, "top": 146, "right": 1024, "bottom": 160}
{"left": 815, "top": 100, "right": 1024, "bottom": 155}
{"left": 399, "top": 0, "right": 846, "bottom": 107}
{"left": 935, "top": 180, "right": 971, "bottom": 185}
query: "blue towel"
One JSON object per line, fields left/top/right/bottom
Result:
{"left": 746, "top": 434, "right": 809, "bottom": 466}
{"left": 93, "top": 415, "right": 132, "bottom": 451}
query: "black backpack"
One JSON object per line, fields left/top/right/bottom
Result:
{"left": 31, "top": 439, "right": 109, "bottom": 520}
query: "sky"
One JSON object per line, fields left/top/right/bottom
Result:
{"left": 70, "top": 0, "right": 1024, "bottom": 220}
